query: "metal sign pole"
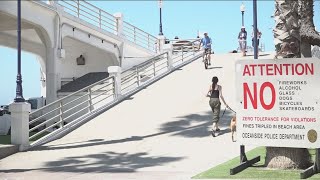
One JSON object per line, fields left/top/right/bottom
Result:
{"left": 253, "top": 0, "right": 258, "bottom": 59}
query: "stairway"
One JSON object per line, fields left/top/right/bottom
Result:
{"left": 58, "top": 72, "right": 109, "bottom": 93}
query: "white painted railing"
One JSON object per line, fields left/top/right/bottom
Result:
{"left": 120, "top": 39, "right": 202, "bottom": 95}
{"left": 28, "top": 39, "right": 201, "bottom": 146}
{"left": 46, "top": 0, "right": 158, "bottom": 52}
{"left": 171, "top": 39, "right": 201, "bottom": 66}
{"left": 57, "top": 0, "right": 118, "bottom": 34}
{"left": 29, "top": 76, "right": 116, "bottom": 141}
{"left": 123, "top": 22, "right": 158, "bottom": 52}
{"left": 121, "top": 52, "right": 169, "bottom": 94}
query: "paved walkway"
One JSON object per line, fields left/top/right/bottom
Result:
{"left": 0, "top": 52, "right": 274, "bottom": 180}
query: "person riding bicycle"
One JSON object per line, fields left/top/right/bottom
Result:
{"left": 199, "top": 32, "right": 212, "bottom": 65}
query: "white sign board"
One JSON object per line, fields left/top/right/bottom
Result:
{"left": 235, "top": 58, "right": 320, "bottom": 148}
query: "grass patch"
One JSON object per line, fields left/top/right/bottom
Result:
{"left": 0, "top": 132, "right": 50, "bottom": 145}
{"left": 0, "top": 135, "right": 11, "bottom": 144}
{"left": 193, "top": 147, "right": 320, "bottom": 179}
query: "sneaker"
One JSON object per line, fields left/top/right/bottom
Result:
{"left": 211, "top": 130, "right": 216, "bottom": 137}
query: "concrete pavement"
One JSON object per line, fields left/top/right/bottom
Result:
{"left": 0, "top": 52, "right": 275, "bottom": 180}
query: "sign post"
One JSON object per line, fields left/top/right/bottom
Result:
{"left": 231, "top": 58, "right": 320, "bottom": 176}
{"left": 236, "top": 58, "right": 320, "bottom": 148}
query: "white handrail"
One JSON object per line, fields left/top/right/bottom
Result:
{"left": 28, "top": 39, "right": 201, "bottom": 145}
{"left": 51, "top": 0, "right": 157, "bottom": 52}
{"left": 29, "top": 76, "right": 115, "bottom": 141}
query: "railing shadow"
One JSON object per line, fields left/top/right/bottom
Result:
{"left": 159, "top": 109, "right": 234, "bottom": 138}
{"left": 31, "top": 109, "right": 235, "bottom": 152}
{"left": 0, "top": 151, "right": 184, "bottom": 174}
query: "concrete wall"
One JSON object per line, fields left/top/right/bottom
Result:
{"left": 57, "top": 37, "right": 118, "bottom": 79}
{"left": 0, "top": 114, "right": 10, "bottom": 135}
{"left": 60, "top": 13, "right": 156, "bottom": 71}
{"left": 122, "top": 42, "right": 152, "bottom": 70}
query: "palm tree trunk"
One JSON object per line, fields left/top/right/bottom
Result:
{"left": 267, "top": 0, "right": 312, "bottom": 169}
{"left": 273, "top": 0, "right": 301, "bottom": 57}
{"left": 299, "top": 0, "right": 320, "bottom": 57}
{"left": 266, "top": 147, "right": 312, "bottom": 169}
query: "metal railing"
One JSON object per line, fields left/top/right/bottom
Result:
{"left": 123, "top": 22, "right": 158, "bottom": 52}
{"left": 120, "top": 39, "right": 202, "bottom": 95}
{"left": 53, "top": 0, "right": 157, "bottom": 52}
{"left": 172, "top": 39, "right": 201, "bottom": 66}
{"left": 121, "top": 52, "right": 169, "bottom": 94}
{"left": 58, "top": 0, "right": 118, "bottom": 34}
{"left": 29, "top": 76, "right": 115, "bottom": 141}
{"left": 28, "top": 39, "right": 202, "bottom": 145}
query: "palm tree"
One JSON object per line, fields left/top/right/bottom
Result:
{"left": 268, "top": 0, "right": 312, "bottom": 169}
{"left": 273, "top": 0, "right": 300, "bottom": 58}
{"left": 299, "top": 0, "right": 320, "bottom": 57}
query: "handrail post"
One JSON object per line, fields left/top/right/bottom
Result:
{"left": 112, "top": 77, "right": 116, "bottom": 99}
{"left": 192, "top": 42, "right": 195, "bottom": 55}
{"left": 153, "top": 59, "right": 156, "bottom": 77}
{"left": 148, "top": 35, "right": 150, "bottom": 49}
{"left": 99, "top": 10, "right": 102, "bottom": 28}
{"left": 107, "top": 66, "right": 122, "bottom": 99}
{"left": 181, "top": 46, "right": 184, "bottom": 62}
{"left": 114, "top": 13, "right": 124, "bottom": 37}
{"left": 162, "top": 44, "right": 173, "bottom": 70}
{"left": 134, "top": 27, "right": 136, "bottom": 43}
{"left": 59, "top": 102, "right": 63, "bottom": 128}
{"left": 77, "top": 0, "right": 80, "bottom": 18}
{"left": 88, "top": 89, "right": 93, "bottom": 112}
{"left": 136, "top": 67, "right": 140, "bottom": 86}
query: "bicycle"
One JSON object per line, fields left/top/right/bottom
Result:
{"left": 203, "top": 48, "right": 211, "bottom": 69}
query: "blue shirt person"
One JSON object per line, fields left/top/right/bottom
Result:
{"left": 200, "top": 34, "right": 212, "bottom": 49}
{"left": 199, "top": 32, "right": 213, "bottom": 65}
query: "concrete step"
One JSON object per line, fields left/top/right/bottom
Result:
{"left": 0, "top": 144, "right": 19, "bottom": 159}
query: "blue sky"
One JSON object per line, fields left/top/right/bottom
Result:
{"left": 1, "top": 1, "right": 320, "bottom": 105}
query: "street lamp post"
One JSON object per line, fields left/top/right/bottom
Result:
{"left": 158, "top": 0, "right": 163, "bottom": 35}
{"left": 15, "top": 0, "right": 25, "bottom": 102}
{"left": 240, "top": 3, "right": 245, "bottom": 26}
{"left": 253, "top": 0, "right": 258, "bottom": 59}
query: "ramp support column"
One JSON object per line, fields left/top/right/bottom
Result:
{"left": 46, "top": 47, "right": 58, "bottom": 104}
{"left": 158, "top": 35, "right": 166, "bottom": 53}
{"left": 162, "top": 44, "right": 173, "bottom": 70}
{"left": 9, "top": 102, "right": 31, "bottom": 151}
{"left": 108, "top": 66, "right": 122, "bottom": 99}
{"left": 114, "top": 13, "right": 124, "bottom": 38}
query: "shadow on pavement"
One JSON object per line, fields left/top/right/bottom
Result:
{"left": 245, "top": 53, "right": 270, "bottom": 57}
{"left": 30, "top": 110, "right": 235, "bottom": 151}
{"left": 0, "top": 151, "right": 184, "bottom": 173}
{"left": 159, "top": 109, "right": 235, "bottom": 138}
{"left": 5, "top": 110, "right": 236, "bottom": 174}
{"left": 207, "top": 66, "right": 223, "bottom": 69}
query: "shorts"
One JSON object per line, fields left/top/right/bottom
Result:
{"left": 204, "top": 48, "right": 211, "bottom": 54}
{"left": 239, "top": 40, "right": 247, "bottom": 51}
